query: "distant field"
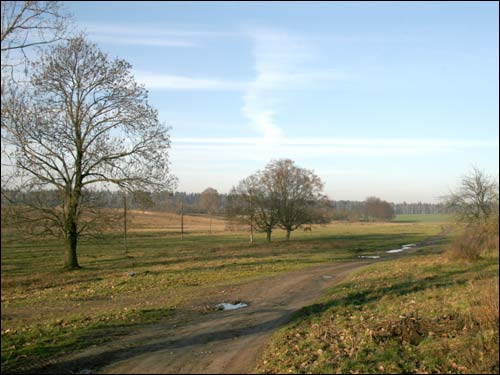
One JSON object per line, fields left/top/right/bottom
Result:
{"left": 127, "top": 210, "right": 228, "bottom": 232}
{"left": 1, "top": 211, "right": 447, "bottom": 373}
{"left": 393, "top": 214, "right": 455, "bottom": 223}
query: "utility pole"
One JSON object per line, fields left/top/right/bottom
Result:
{"left": 249, "top": 200, "right": 254, "bottom": 243}
{"left": 250, "top": 215, "right": 254, "bottom": 243}
{"left": 123, "top": 193, "right": 128, "bottom": 254}
{"left": 180, "top": 201, "right": 184, "bottom": 240}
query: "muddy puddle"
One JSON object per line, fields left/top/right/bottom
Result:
{"left": 216, "top": 302, "right": 248, "bottom": 311}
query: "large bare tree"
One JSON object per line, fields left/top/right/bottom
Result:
{"left": 2, "top": 36, "right": 174, "bottom": 269}
{"left": 262, "top": 159, "right": 326, "bottom": 240}
{"left": 228, "top": 159, "right": 326, "bottom": 242}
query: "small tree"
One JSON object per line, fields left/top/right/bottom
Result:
{"left": 363, "top": 196, "right": 395, "bottom": 221}
{"left": 227, "top": 177, "right": 257, "bottom": 242}
{"left": 228, "top": 174, "right": 280, "bottom": 242}
{"left": 262, "top": 159, "right": 326, "bottom": 240}
{"left": 2, "top": 36, "right": 174, "bottom": 269}
{"left": 199, "top": 187, "right": 220, "bottom": 233}
{"left": 444, "top": 166, "right": 499, "bottom": 224}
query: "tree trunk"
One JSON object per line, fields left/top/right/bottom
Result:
{"left": 250, "top": 217, "right": 254, "bottom": 243}
{"left": 64, "top": 217, "right": 80, "bottom": 269}
{"left": 266, "top": 230, "right": 272, "bottom": 242}
{"left": 286, "top": 229, "right": 291, "bottom": 241}
{"left": 123, "top": 194, "right": 128, "bottom": 254}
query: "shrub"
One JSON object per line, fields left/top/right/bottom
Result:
{"left": 447, "top": 214, "right": 499, "bottom": 261}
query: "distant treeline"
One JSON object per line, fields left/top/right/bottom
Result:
{"left": 2, "top": 189, "right": 451, "bottom": 216}
{"left": 332, "top": 200, "right": 452, "bottom": 217}
{"left": 1, "top": 189, "right": 224, "bottom": 214}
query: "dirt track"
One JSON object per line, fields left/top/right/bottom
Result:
{"left": 41, "top": 228, "right": 450, "bottom": 374}
{"left": 40, "top": 261, "right": 369, "bottom": 374}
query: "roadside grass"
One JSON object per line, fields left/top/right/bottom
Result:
{"left": 257, "top": 246, "right": 499, "bottom": 374}
{"left": 1, "top": 215, "right": 444, "bottom": 373}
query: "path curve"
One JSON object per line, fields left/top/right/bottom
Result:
{"left": 42, "top": 228, "right": 451, "bottom": 374}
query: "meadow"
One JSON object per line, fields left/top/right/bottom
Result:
{"left": 392, "top": 214, "right": 455, "bottom": 223}
{"left": 0, "top": 211, "right": 470, "bottom": 373}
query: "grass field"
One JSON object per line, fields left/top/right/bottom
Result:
{"left": 257, "top": 247, "right": 499, "bottom": 374}
{"left": 0, "top": 211, "right": 446, "bottom": 373}
{"left": 392, "top": 213, "right": 455, "bottom": 223}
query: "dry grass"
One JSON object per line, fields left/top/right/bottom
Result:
{"left": 479, "top": 276, "right": 500, "bottom": 329}
{"left": 127, "top": 210, "right": 228, "bottom": 232}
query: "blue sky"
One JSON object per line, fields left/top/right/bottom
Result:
{"left": 67, "top": 1, "right": 499, "bottom": 202}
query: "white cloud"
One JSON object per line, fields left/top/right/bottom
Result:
{"left": 170, "top": 136, "right": 499, "bottom": 165}
{"left": 242, "top": 28, "right": 347, "bottom": 143}
{"left": 173, "top": 137, "right": 498, "bottom": 148}
{"left": 82, "top": 22, "right": 237, "bottom": 48}
{"left": 82, "top": 23, "right": 236, "bottom": 38}
{"left": 91, "top": 35, "right": 196, "bottom": 48}
{"left": 133, "top": 70, "right": 246, "bottom": 90}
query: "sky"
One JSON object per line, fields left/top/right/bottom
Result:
{"left": 66, "top": 1, "right": 499, "bottom": 203}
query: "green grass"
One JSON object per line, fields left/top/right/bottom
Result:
{"left": 392, "top": 214, "right": 455, "bottom": 223}
{"left": 257, "top": 247, "right": 499, "bottom": 374}
{"left": 1, "top": 221, "right": 444, "bottom": 373}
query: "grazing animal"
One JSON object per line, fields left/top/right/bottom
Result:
{"left": 303, "top": 226, "right": 312, "bottom": 232}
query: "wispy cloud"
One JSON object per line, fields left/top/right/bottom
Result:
{"left": 242, "top": 28, "right": 347, "bottom": 142}
{"left": 82, "top": 22, "right": 237, "bottom": 48}
{"left": 91, "top": 35, "right": 196, "bottom": 48}
{"left": 242, "top": 29, "right": 305, "bottom": 141}
{"left": 133, "top": 70, "right": 246, "bottom": 90}
{"left": 82, "top": 23, "right": 237, "bottom": 38}
{"left": 173, "top": 137, "right": 498, "bottom": 148}
{"left": 171, "top": 136, "right": 498, "bottom": 162}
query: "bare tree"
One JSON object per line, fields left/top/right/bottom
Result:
{"left": 199, "top": 187, "right": 220, "bottom": 233}
{"left": 2, "top": 36, "right": 175, "bottom": 269}
{"left": 1, "top": 1, "right": 70, "bottom": 77}
{"left": 363, "top": 196, "right": 395, "bottom": 221}
{"left": 262, "top": 159, "right": 326, "bottom": 240}
{"left": 226, "top": 179, "right": 256, "bottom": 242}
{"left": 1, "top": 2, "right": 71, "bottom": 194}
{"left": 444, "top": 166, "right": 499, "bottom": 224}
{"left": 228, "top": 174, "right": 280, "bottom": 242}
{"left": 228, "top": 160, "right": 327, "bottom": 242}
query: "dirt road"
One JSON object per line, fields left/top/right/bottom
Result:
{"left": 42, "top": 260, "right": 370, "bottom": 374}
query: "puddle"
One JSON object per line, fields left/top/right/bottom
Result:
{"left": 386, "top": 244, "right": 418, "bottom": 254}
{"left": 215, "top": 302, "right": 248, "bottom": 311}
{"left": 358, "top": 255, "right": 381, "bottom": 259}
{"left": 322, "top": 275, "right": 334, "bottom": 279}
{"left": 386, "top": 249, "right": 404, "bottom": 253}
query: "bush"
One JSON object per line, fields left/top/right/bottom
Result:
{"left": 447, "top": 216, "right": 499, "bottom": 261}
